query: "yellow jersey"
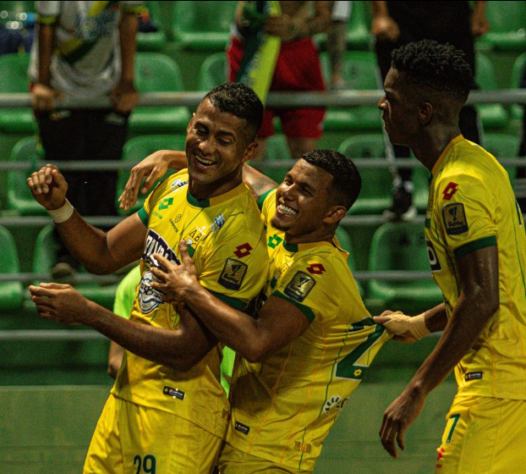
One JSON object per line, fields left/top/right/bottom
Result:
{"left": 426, "top": 136, "right": 526, "bottom": 400}
{"left": 112, "top": 170, "right": 269, "bottom": 438}
{"left": 224, "top": 189, "right": 391, "bottom": 471}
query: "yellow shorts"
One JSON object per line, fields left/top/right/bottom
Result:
{"left": 83, "top": 394, "right": 222, "bottom": 474}
{"left": 435, "top": 395, "right": 526, "bottom": 474}
{"left": 217, "top": 442, "right": 312, "bottom": 474}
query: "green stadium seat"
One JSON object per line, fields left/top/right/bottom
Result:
{"left": 6, "top": 136, "right": 47, "bottom": 216}
{"left": 367, "top": 222, "right": 443, "bottom": 314}
{"left": 260, "top": 134, "right": 291, "bottom": 185}
{"left": 338, "top": 134, "right": 392, "bottom": 214}
{"left": 197, "top": 52, "right": 228, "bottom": 91}
{"left": 476, "top": 1, "right": 526, "bottom": 52}
{"left": 475, "top": 53, "right": 509, "bottom": 129}
{"left": 510, "top": 52, "right": 526, "bottom": 122}
{"left": 131, "top": 53, "right": 191, "bottom": 134}
{"left": 136, "top": 2, "right": 167, "bottom": 52}
{"left": 0, "top": 226, "right": 24, "bottom": 310}
{"left": 483, "top": 132, "right": 521, "bottom": 185}
{"left": 117, "top": 135, "right": 186, "bottom": 215}
{"left": 0, "top": 53, "right": 34, "bottom": 134}
{"left": 320, "top": 51, "right": 382, "bottom": 132}
{"left": 171, "top": 1, "right": 237, "bottom": 51}
{"left": 344, "top": 1, "right": 372, "bottom": 50}
{"left": 335, "top": 226, "right": 364, "bottom": 296}
{"left": 33, "top": 225, "right": 120, "bottom": 310}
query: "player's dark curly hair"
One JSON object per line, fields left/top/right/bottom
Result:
{"left": 391, "top": 40, "right": 475, "bottom": 102}
{"left": 301, "top": 149, "right": 361, "bottom": 211}
{"left": 204, "top": 83, "right": 264, "bottom": 142}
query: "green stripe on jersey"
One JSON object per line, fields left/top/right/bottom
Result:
{"left": 272, "top": 291, "right": 315, "bottom": 322}
{"left": 257, "top": 188, "right": 275, "bottom": 211}
{"left": 210, "top": 291, "right": 246, "bottom": 311}
{"left": 454, "top": 235, "right": 497, "bottom": 260}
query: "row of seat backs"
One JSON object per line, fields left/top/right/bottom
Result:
{"left": 4, "top": 1, "right": 525, "bottom": 52}
{"left": 3, "top": 131, "right": 521, "bottom": 217}
{"left": 0, "top": 221, "right": 440, "bottom": 313}
{"left": 0, "top": 48, "right": 515, "bottom": 136}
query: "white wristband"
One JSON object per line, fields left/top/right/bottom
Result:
{"left": 47, "top": 199, "right": 74, "bottom": 224}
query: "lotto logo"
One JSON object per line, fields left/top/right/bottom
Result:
{"left": 307, "top": 263, "right": 325, "bottom": 275}
{"left": 234, "top": 243, "right": 253, "bottom": 258}
{"left": 442, "top": 182, "right": 459, "bottom": 201}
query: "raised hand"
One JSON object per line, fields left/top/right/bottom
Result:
{"left": 26, "top": 164, "right": 69, "bottom": 210}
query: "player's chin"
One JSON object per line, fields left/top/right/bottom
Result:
{"left": 270, "top": 215, "right": 291, "bottom": 232}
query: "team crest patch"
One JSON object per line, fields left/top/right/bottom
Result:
{"left": 443, "top": 203, "right": 468, "bottom": 235}
{"left": 219, "top": 259, "right": 248, "bottom": 290}
{"left": 234, "top": 243, "right": 252, "bottom": 258}
{"left": 284, "top": 271, "right": 316, "bottom": 303}
{"left": 170, "top": 179, "right": 188, "bottom": 191}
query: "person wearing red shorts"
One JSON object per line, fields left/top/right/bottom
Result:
{"left": 228, "top": 1, "right": 331, "bottom": 160}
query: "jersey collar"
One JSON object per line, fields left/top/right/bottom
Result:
{"left": 431, "top": 135, "right": 464, "bottom": 176}
{"left": 186, "top": 182, "right": 248, "bottom": 208}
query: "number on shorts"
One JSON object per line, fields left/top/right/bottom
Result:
{"left": 134, "top": 454, "right": 157, "bottom": 474}
{"left": 446, "top": 414, "right": 460, "bottom": 444}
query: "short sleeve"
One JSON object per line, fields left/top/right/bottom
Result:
{"left": 271, "top": 256, "right": 335, "bottom": 324}
{"left": 435, "top": 174, "right": 498, "bottom": 259}
{"left": 257, "top": 188, "right": 277, "bottom": 227}
{"left": 198, "top": 231, "right": 269, "bottom": 311}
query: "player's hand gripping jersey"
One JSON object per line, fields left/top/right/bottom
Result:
{"left": 426, "top": 136, "right": 526, "bottom": 399}
{"left": 224, "top": 189, "right": 392, "bottom": 471}
{"left": 112, "top": 170, "right": 268, "bottom": 438}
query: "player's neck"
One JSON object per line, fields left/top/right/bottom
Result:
{"left": 411, "top": 125, "right": 462, "bottom": 171}
{"left": 188, "top": 169, "right": 243, "bottom": 201}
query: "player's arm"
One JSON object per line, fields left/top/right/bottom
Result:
{"left": 379, "top": 245, "right": 499, "bottom": 458}
{"left": 108, "top": 341, "right": 125, "bottom": 379}
{"left": 32, "top": 17, "right": 62, "bottom": 110}
{"left": 27, "top": 164, "right": 146, "bottom": 274}
{"left": 151, "top": 245, "right": 309, "bottom": 362}
{"left": 29, "top": 283, "right": 216, "bottom": 371}
{"left": 370, "top": 1, "right": 400, "bottom": 41}
{"left": 119, "top": 150, "right": 277, "bottom": 211}
{"left": 110, "top": 8, "right": 139, "bottom": 113}
{"left": 373, "top": 303, "right": 447, "bottom": 342}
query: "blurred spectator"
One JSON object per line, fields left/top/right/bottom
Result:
{"left": 327, "top": 1, "right": 352, "bottom": 90}
{"left": 228, "top": 1, "right": 331, "bottom": 160}
{"left": 29, "top": 1, "right": 142, "bottom": 278}
{"left": 371, "top": 1, "right": 489, "bottom": 219}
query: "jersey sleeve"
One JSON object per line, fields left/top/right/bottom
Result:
{"left": 257, "top": 188, "right": 277, "bottom": 228}
{"left": 138, "top": 170, "right": 189, "bottom": 226}
{"left": 435, "top": 173, "right": 498, "bottom": 260}
{"left": 198, "top": 231, "right": 269, "bottom": 311}
{"left": 271, "top": 255, "right": 335, "bottom": 324}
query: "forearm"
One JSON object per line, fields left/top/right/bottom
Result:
{"left": 85, "top": 300, "right": 211, "bottom": 371}
{"left": 54, "top": 212, "right": 142, "bottom": 274}
{"left": 423, "top": 303, "right": 448, "bottom": 333}
{"left": 406, "top": 296, "right": 494, "bottom": 397}
{"left": 242, "top": 164, "right": 278, "bottom": 200}
{"left": 181, "top": 284, "right": 264, "bottom": 362}
{"left": 473, "top": 1, "right": 487, "bottom": 16}
{"left": 301, "top": 3, "right": 331, "bottom": 36}
{"left": 37, "top": 24, "right": 55, "bottom": 85}
{"left": 119, "top": 13, "right": 138, "bottom": 84}
{"left": 162, "top": 150, "right": 188, "bottom": 171}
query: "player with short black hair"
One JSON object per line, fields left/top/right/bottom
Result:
{"left": 374, "top": 39, "right": 526, "bottom": 473}
{"left": 28, "top": 83, "right": 270, "bottom": 474}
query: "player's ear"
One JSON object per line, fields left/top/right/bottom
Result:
{"left": 419, "top": 102, "right": 434, "bottom": 127}
{"left": 323, "top": 205, "right": 346, "bottom": 225}
{"left": 242, "top": 140, "right": 259, "bottom": 163}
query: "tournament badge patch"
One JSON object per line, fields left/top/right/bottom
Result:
{"left": 219, "top": 258, "right": 248, "bottom": 290}
{"left": 443, "top": 203, "right": 469, "bottom": 235}
{"left": 284, "top": 271, "right": 316, "bottom": 303}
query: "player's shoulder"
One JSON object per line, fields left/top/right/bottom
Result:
{"left": 149, "top": 170, "right": 189, "bottom": 204}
